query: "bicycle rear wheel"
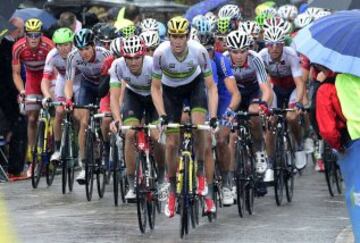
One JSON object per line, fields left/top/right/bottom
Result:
{"left": 136, "top": 154, "right": 147, "bottom": 233}
{"left": 32, "top": 121, "right": 45, "bottom": 189}
{"left": 96, "top": 138, "right": 106, "bottom": 198}
{"left": 274, "top": 133, "right": 285, "bottom": 206}
{"left": 85, "top": 130, "right": 95, "bottom": 201}
{"left": 324, "top": 143, "right": 336, "bottom": 197}
{"left": 235, "top": 142, "right": 246, "bottom": 218}
{"left": 46, "top": 128, "right": 56, "bottom": 186}
{"left": 285, "top": 136, "right": 295, "bottom": 203}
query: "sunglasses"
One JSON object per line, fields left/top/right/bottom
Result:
{"left": 26, "top": 32, "right": 41, "bottom": 39}
{"left": 216, "top": 35, "right": 227, "bottom": 42}
{"left": 266, "top": 42, "right": 284, "bottom": 48}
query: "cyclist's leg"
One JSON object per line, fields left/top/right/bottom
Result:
{"left": 121, "top": 89, "right": 143, "bottom": 199}
{"left": 25, "top": 94, "right": 42, "bottom": 161}
{"left": 52, "top": 76, "right": 66, "bottom": 157}
{"left": 99, "top": 93, "right": 111, "bottom": 166}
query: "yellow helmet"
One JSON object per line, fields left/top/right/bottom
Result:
{"left": 167, "top": 16, "right": 189, "bottom": 35}
{"left": 25, "top": 18, "right": 42, "bottom": 32}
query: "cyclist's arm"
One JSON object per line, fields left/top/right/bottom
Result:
{"left": 290, "top": 53, "right": 305, "bottom": 103}
{"left": 64, "top": 52, "right": 76, "bottom": 100}
{"left": 259, "top": 81, "right": 273, "bottom": 105}
{"left": 251, "top": 54, "right": 272, "bottom": 105}
{"left": 64, "top": 79, "right": 73, "bottom": 100}
{"left": 294, "top": 76, "right": 305, "bottom": 103}
{"left": 151, "top": 77, "right": 166, "bottom": 116}
{"left": 41, "top": 76, "right": 53, "bottom": 98}
{"left": 224, "top": 77, "right": 240, "bottom": 110}
{"left": 110, "top": 84, "right": 121, "bottom": 122}
{"left": 12, "top": 63, "right": 24, "bottom": 93}
{"left": 204, "top": 75, "right": 218, "bottom": 119}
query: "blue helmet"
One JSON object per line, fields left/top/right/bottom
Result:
{"left": 74, "top": 28, "right": 94, "bottom": 49}
{"left": 193, "top": 16, "right": 211, "bottom": 34}
{"left": 157, "top": 21, "right": 166, "bottom": 42}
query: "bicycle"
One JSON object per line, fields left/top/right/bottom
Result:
{"left": 269, "top": 108, "right": 296, "bottom": 206}
{"left": 110, "top": 132, "right": 127, "bottom": 206}
{"left": 77, "top": 104, "right": 111, "bottom": 201}
{"left": 211, "top": 135, "right": 223, "bottom": 221}
{"left": 60, "top": 105, "right": 79, "bottom": 194}
{"left": 323, "top": 142, "right": 343, "bottom": 197}
{"left": 165, "top": 123, "right": 210, "bottom": 238}
{"left": 120, "top": 124, "right": 160, "bottom": 233}
{"left": 25, "top": 97, "right": 62, "bottom": 189}
{"left": 231, "top": 111, "right": 261, "bottom": 217}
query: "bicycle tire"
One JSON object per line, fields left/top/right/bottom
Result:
{"left": 111, "top": 135, "right": 119, "bottom": 206}
{"left": 324, "top": 144, "right": 336, "bottom": 197}
{"left": 235, "top": 142, "right": 246, "bottom": 218}
{"left": 85, "top": 130, "right": 95, "bottom": 201}
{"left": 96, "top": 137, "right": 106, "bottom": 199}
{"left": 180, "top": 154, "right": 190, "bottom": 238}
{"left": 136, "top": 154, "right": 147, "bottom": 233}
{"left": 245, "top": 147, "right": 255, "bottom": 215}
{"left": 148, "top": 156, "right": 157, "bottom": 230}
{"left": 61, "top": 124, "right": 69, "bottom": 194}
{"left": 31, "top": 121, "right": 45, "bottom": 189}
{"left": 274, "top": 132, "right": 285, "bottom": 206}
{"left": 285, "top": 136, "right": 295, "bottom": 203}
{"left": 46, "top": 127, "right": 56, "bottom": 186}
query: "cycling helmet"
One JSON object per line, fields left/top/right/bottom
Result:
{"left": 294, "top": 13, "right": 312, "bottom": 29}
{"left": 226, "top": 30, "right": 251, "bottom": 50}
{"left": 92, "top": 22, "right": 107, "bottom": 37}
{"left": 110, "top": 37, "right": 122, "bottom": 57}
{"left": 121, "top": 35, "right": 145, "bottom": 58}
{"left": 255, "top": 12, "right": 274, "bottom": 29}
{"left": 157, "top": 21, "right": 166, "bottom": 41}
{"left": 277, "top": 5, "right": 298, "bottom": 21}
{"left": 167, "top": 16, "right": 190, "bottom": 35}
{"left": 217, "top": 17, "right": 232, "bottom": 35}
{"left": 140, "top": 18, "right": 158, "bottom": 32}
{"left": 313, "top": 10, "right": 331, "bottom": 21}
{"left": 98, "top": 25, "right": 118, "bottom": 42}
{"left": 74, "top": 28, "right": 94, "bottom": 49}
{"left": 198, "top": 31, "right": 215, "bottom": 46}
{"left": 218, "top": 4, "right": 241, "bottom": 20}
{"left": 204, "top": 12, "right": 218, "bottom": 32}
{"left": 193, "top": 16, "right": 211, "bottom": 33}
{"left": 263, "top": 26, "right": 286, "bottom": 43}
{"left": 140, "top": 30, "right": 160, "bottom": 48}
{"left": 239, "top": 21, "right": 261, "bottom": 39}
{"left": 261, "top": 7, "right": 278, "bottom": 17}
{"left": 52, "top": 27, "right": 74, "bottom": 44}
{"left": 282, "top": 21, "right": 293, "bottom": 35}
{"left": 191, "top": 15, "right": 204, "bottom": 29}
{"left": 263, "top": 16, "right": 285, "bottom": 30}
{"left": 306, "top": 7, "right": 323, "bottom": 19}
{"left": 190, "top": 27, "right": 199, "bottom": 42}
{"left": 25, "top": 18, "right": 42, "bottom": 32}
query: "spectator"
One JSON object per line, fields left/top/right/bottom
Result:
{"left": 0, "top": 17, "right": 27, "bottom": 177}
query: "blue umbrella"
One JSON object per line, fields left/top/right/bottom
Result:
{"left": 184, "top": 0, "right": 230, "bottom": 21}
{"left": 12, "top": 8, "right": 57, "bottom": 30}
{"left": 293, "top": 10, "right": 360, "bottom": 77}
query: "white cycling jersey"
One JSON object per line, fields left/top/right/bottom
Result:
{"left": 152, "top": 40, "right": 213, "bottom": 87}
{"left": 109, "top": 56, "right": 153, "bottom": 96}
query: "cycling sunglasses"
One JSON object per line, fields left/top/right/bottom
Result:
{"left": 265, "top": 42, "right": 284, "bottom": 48}
{"left": 26, "top": 32, "right": 41, "bottom": 39}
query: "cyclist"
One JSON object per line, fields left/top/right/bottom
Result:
{"left": 225, "top": 30, "right": 273, "bottom": 193}
{"left": 258, "top": 26, "right": 306, "bottom": 178}
{"left": 64, "top": 28, "right": 111, "bottom": 184}
{"left": 41, "top": 27, "right": 79, "bottom": 161}
{"left": 196, "top": 18, "right": 241, "bottom": 206}
{"left": 12, "top": 18, "right": 54, "bottom": 172}
{"left": 109, "top": 35, "right": 165, "bottom": 200}
{"left": 151, "top": 16, "right": 218, "bottom": 217}
{"left": 139, "top": 30, "right": 160, "bottom": 57}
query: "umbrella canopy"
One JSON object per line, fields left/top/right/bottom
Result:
{"left": 309, "top": 0, "right": 360, "bottom": 11}
{"left": 11, "top": 8, "right": 57, "bottom": 30}
{"left": 0, "top": 0, "right": 22, "bottom": 19}
{"left": 293, "top": 10, "right": 360, "bottom": 77}
{"left": 184, "top": 0, "right": 230, "bottom": 21}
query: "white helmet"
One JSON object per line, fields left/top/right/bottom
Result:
{"left": 306, "top": 7, "right": 323, "bottom": 19}
{"left": 190, "top": 27, "right": 199, "bottom": 42}
{"left": 261, "top": 7, "right": 278, "bottom": 17}
{"left": 226, "top": 30, "right": 251, "bottom": 50}
{"left": 294, "top": 13, "right": 312, "bottom": 29}
{"left": 110, "top": 37, "right": 122, "bottom": 57}
{"left": 263, "top": 16, "right": 285, "bottom": 30}
{"left": 121, "top": 35, "right": 145, "bottom": 58}
{"left": 313, "top": 10, "right": 332, "bottom": 20}
{"left": 239, "top": 20, "right": 261, "bottom": 39}
{"left": 191, "top": 15, "right": 204, "bottom": 28}
{"left": 282, "top": 21, "right": 293, "bottom": 34}
{"left": 140, "top": 18, "right": 159, "bottom": 32}
{"left": 218, "top": 4, "right": 241, "bottom": 20}
{"left": 277, "top": 4, "right": 298, "bottom": 21}
{"left": 139, "top": 30, "right": 160, "bottom": 48}
{"left": 205, "top": 12, "right": 218, "bottom": 32}
{"left": 263, "top": 26, "right": 286, "bottom": 43}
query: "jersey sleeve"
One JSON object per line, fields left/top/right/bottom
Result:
{"left": 65, "top": 51, "right": 77, "bottom": 81}
{"left": 288, "top": 50, "right": 303, "bottom": 78}
{"left": 218, "top": 54, "right": 234, "bottom": 78}
{"left": 197, "top": 46, "right": 213, "bottom": 78}
{"left": 43, "top": 50, "right": 55, "bottom": 80}
{"left": 109, "top": 60, "right": 122, "bottom": 88}
{"left": 152, "top": 49, "right": 163, "bottom": 79}
{"left": 250, "top": 55, "right": 268, "bottom": 84}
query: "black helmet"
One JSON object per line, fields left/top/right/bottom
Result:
{"left": 92, "top": 22, "right": 107, "bottom": 37}
{"left": 98, "top": 24, "right": 118, "bottom": 42}
{"left": 74, "top": 28, "right": 94, "bottom": 49}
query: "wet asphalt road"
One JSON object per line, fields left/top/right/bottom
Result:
{"left": 1, "top": 165, "right": 351, "bottom": 243}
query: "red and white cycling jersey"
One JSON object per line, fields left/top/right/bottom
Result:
{"left": 12, "top": 36, "right": 54, "bottom": 94}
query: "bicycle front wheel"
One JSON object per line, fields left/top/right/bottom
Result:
{"left": 85, "top": 130, "right": 95, "bottom": 201}
{"left": 136, "top": 154, "right": 147, "bottom": 233}
{"left": 274, "top": 132, "right": 285, "bottom": 206}
{"left": 32, "top": 121, "right": 45, "bottom": 189}
{"left": 235, "top": 142, "right": 246, "bottom": 217}
{"left": 96, "top": 138, "right": 106, "bottom": 199}
{"left": 284, "top": 136, "right": 295, "bottom": 203}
